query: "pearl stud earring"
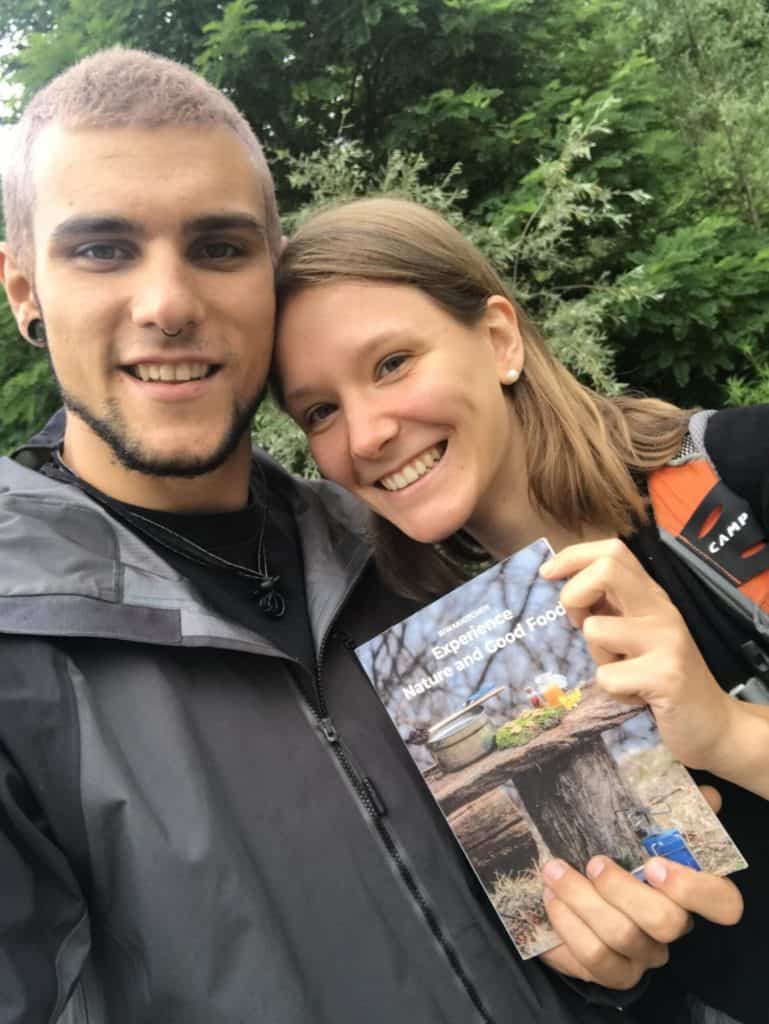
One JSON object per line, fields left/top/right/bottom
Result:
{"left": 506, "top": 368, "right": 519, "bottom": 383}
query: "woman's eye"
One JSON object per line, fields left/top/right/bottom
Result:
{"left": 305, "top": 403, "right": 336, "bottom": 428}
{"left": 377, "top": 353, "right": 408, "bottom": 378}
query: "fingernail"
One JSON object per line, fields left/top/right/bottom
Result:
{"left": 539, "top": 560, "right": 554, "bottom": 577}
{"left": 543, "top": 859, "right": 567, "bottom": 883}
{"left": 587, "top": 856, "right": 607, "bottom": 879}
{"left": 543, "top": 886, "right": 555, "bottom": 904}
{"left": 644, "top": 859, "right": 668, "bottom": 886}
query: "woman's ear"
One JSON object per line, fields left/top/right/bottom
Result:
{"left": 0, "top": 244, "right": 42, "bottom": 348}
{"left": 484, "top": 294, "right": 524, "bottom": 385}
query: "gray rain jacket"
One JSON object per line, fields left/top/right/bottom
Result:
{"left": 0, "top": 427, "right": 631, "bottom": 1024}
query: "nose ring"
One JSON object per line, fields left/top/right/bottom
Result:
{"left": 161, "top": 328, "right": 183, "bottom": 338}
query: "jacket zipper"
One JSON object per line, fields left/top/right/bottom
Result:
{"left": 310, "top": 626, "right": 494, "bottom": 1024}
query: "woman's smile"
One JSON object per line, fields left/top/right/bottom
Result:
{"left": 377, "top": 443, "right": 445, "bottom": 492}
{"left": 277, "top": 280, "right": 522, "bottom": 546}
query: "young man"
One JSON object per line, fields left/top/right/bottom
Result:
{"left": 0, "top": 49, "right": 743, "bottom": 1023}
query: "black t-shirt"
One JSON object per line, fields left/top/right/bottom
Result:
{"left": 125, "top": 479, "right": 317, "bottom": 675}
{"left": 628, "top": 405, "right": 769, "bottom": 1024}
{"left": 42, "top": 456, "right": 317, "bottom": 674}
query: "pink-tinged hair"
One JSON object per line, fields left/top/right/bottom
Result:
{"left": 2, "top": 47, "right": 280, "bottom": 272}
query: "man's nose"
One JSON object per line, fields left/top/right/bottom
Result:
{"left": 131, "top": 251, "right": 205, "bottom": 334}
{"left": 347, "top": 400, "right": 399, "bottom": 460}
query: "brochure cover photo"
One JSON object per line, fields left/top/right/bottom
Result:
{"left": 355, "top": 538, "right": 747, "bottom": 959}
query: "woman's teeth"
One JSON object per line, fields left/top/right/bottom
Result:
{"left": 380, "top": 446, "right": 444, "bottom": 492}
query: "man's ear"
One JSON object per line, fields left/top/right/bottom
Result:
{"left": 484, "top": 294, "right": 524, "bottom": 384}
{"left": 0, "top": 244, "right": 41, "bottom": 346}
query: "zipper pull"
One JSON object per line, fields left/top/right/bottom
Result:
{"left": 319, "top": 717, "right": 339, "bottom": 743}
{"left": 331, "top": 630, "right": 357, "bottom": 651}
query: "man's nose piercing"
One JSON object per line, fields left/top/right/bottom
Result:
{"left": 161, "top": 328, "right": 183, "bottom": 338}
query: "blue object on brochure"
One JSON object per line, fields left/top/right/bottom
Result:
{"left": 642, "top": 829, "right": 701, "bottom": 869}
{"left": 633, "top": 829, "right": 701, "bottom": 880}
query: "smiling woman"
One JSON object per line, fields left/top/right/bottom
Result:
{"left": 277, "top": 277, "right": 522, "bottom": 553}
{"left": 274, "top": 197, "right": 692, "bottom": 596}
{"left": 274, "top": 197, "right": 769, "bottom": 1024}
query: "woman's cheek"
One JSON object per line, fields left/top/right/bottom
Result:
{"left": 310, "top": 431, "right": 346, "bottom": 483}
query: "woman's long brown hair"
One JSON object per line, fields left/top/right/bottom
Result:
{"left": 276, "top": 197, "right": 692, "bottom": 599}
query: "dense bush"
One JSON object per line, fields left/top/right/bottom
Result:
{"left": 2, "top": 0, "right": 768, "bottom": 463}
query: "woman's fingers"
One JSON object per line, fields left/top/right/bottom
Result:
{"left": 538, "top": 857, "right": 672, "bottom": 989}
{"left": 586, "top": 617, "right": 731, "bottom": 766}
{"left": 538, "top": 855, "right": 743, "bottom": 989}
{"left": 541, "top": 896, "right": 658, "bottom": 989}
{"left": 538, "top": 941, "right": 598, "bottom": 985}
{"left": 546, "top": 856, "right": 690, "bottom": 943}
{"left": 581, "top": 613, "right": 652, "bottom": 666}
{"left": 542, "top": 540, "right": 668, "bottom": 627}
{"left": 541, "top": 539, "right": 645, "bottom": 579}
{"left": 698, "top": 785, "right": 722, "bottom": 814}
{"left": 642, "top": 858, "right": 743, "bottom": 926}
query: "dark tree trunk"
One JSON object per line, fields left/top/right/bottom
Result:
{"left": 448, "top": 786, "right": 539, "bottom": 886}
{"left": 510, "top": 736, "right": 645, "bottom": 871}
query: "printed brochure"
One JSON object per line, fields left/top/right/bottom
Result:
{"left": 355, "top": 538, "right": 747, "bottom": 959}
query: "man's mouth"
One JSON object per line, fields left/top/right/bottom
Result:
{"left": 123, "top": 362, "right": 219, "bottom": 383}
{"left": 378, "top": 444, "right": 446, "bottom": 492}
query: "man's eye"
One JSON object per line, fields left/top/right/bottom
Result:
{"left": 377, "top": 353, "right": 408, "bottom": 378}
{"left": 73, "top": 243, "right": 131, "bottom": 261}
{"left": 305, "top": 403, "right": 336, "bottom": 429}
{"left": 196, "top": 241, "right": 242, "bottom": 261}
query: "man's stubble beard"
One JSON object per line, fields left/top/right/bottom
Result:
{"left": 57, "top": 379, "right": 266, "bottom": 478}
{"left": 36, "top": 291, "right": 266, "bottom": 479}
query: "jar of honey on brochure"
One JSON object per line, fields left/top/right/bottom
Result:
{"left": 535, "top": 672, "right": 568, "bottom": 707}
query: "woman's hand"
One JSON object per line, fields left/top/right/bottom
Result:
{"left": 540, "top": 539, "right": 735, "bottom": 772}
{"left": 538, "top": 850, "right": 743, "bottom": 989}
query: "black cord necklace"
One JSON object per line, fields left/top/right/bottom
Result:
{"left": 44, "top": 453, "right": 287, "bottom": 619}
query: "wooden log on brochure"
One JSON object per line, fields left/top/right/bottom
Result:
{"left": 510, "top": 734, "right": 645, "bottom": 871}
{"left": 448, "top": 786, "right": 538, "bottom": 885}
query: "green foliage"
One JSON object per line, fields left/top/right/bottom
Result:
{"left": 614, "top": 216, "right": 769, "bottom": 401}
{"left": 2, "top": 0, "right": 769, "bottom": 459}
{"left": 0, "top": 1, "right": 224, "bottom": 101}
{"left": 489, "top": 97, "right": 659, "bottom": 393}
{"left": 495, "top": 706, "right": 565, "bottom": 749}
{"left": 277, "top": 106, "right": 659, "bottom": 396}
{"left": 0, "top": 294, "right": 59, "bottom": 452}
{"left": 6, "top": 0, "right": 132, "bottom": 95}
{"left": 725, "top": 361, "right": 769, "bottom": 406}
{"left": 636, "top": 0, "right": 769, "bottom": 228}
{"left": 276, "top": 138, "right": 467, "bottom": 231}
{"left": 196, "top": 0, "right": 302, "bottom": 89}
{"left": 251, "top": 394, "right": 318, "bottom": 479}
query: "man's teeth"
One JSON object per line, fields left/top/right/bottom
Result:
{"left": 132, "top": 362, "right": 210, "bottom": 382}
{"left": 380, "top": 446, "right": 443, "bottom": 492}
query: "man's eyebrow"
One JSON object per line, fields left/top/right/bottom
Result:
{"left": 186, "top": 214, "right": 266, "bottom": 235}
{"left": 49, "top": 213, "right": 266, "bottom": 242}
{"left": 50, "top": 216, "right": 145, "bottom": 241}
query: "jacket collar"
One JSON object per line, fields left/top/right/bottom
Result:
{"left": 0, "top": 412, "right": 371, "bottom": 656}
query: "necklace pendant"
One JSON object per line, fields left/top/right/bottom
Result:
{"left": 258, "top": 589, "right": 286, "bottom": 619}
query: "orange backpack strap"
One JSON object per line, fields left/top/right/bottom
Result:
{"left": 648, "top": 412, "right": 769, "bottom": 701}
{"left": 649, "top": 459, "right": 769, "bottom": 614}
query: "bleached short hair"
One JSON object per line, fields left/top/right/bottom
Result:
{"left": 2, "top": 47, "right": 281, "bottom": 273}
